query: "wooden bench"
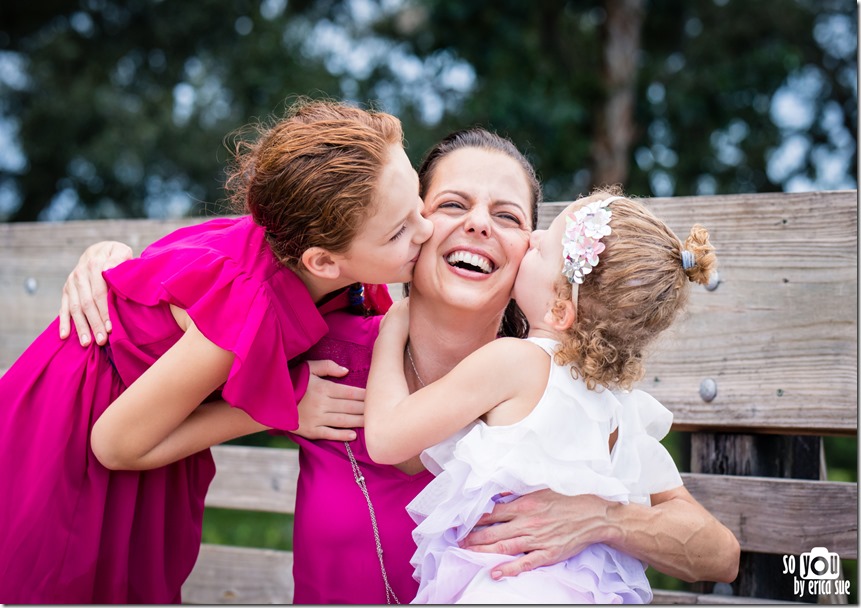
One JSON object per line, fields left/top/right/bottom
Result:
{"left": 1, "top": 190, "right": 856, "bottom": 604}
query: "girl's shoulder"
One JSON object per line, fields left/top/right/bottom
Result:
{"left": 478, "top": 336, "right": 549, "bottom": 361}
{"left": 468, "top": 338, "right": 550, "bottom": 385}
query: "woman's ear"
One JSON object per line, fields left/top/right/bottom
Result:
{"left": 300, "top": 247, "right": 342, "bottom": 280}
{"left": 545, "top": 298, "right": 576, "bottom": 331}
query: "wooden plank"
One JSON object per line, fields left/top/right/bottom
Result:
{"left": 185, "top": 548, "right": 801, "bottom": 605}
{"left": 182, "top": 544, "right": 293, "bottom": 604}
{"left": 204, "top": 448, "right": 857, "bottom": 556}
{"left": 540, "top": 191, "right": 857, "bottom": 435}
{"left": 206, "top": 445, "right": 300, "bottom": 514}
{"left": 682, "top": 472, "right": 858, "bottom": 558}
{"left": 0, "top": 216, "right": 405, "bottom": 368}
{"left": 0, "top": 217, "right": 202, "bottom": 367}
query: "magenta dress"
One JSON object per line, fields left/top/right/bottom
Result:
{"left": 0, "top": 216, "right": 328, "bottom": 604}
{"left": 288, "top": 301, "right": 434, "bottom": 604}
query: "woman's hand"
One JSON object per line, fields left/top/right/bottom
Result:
{"left": 461, "top": 486, "right": 740, "bottom": 583}
{"left": 292, "top": 360, "right": 366, "bottom": 442}
{"left": 461, "top": 490, "right": 611, "bottom": 579}
{"left": 60, "top": 240, "right": 134, "bottom": 346}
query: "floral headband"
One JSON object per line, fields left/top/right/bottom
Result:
{"left": 561, "top": 196, "right": 624, "bottom": 285}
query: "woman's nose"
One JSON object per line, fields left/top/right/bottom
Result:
{"left": 464, "top": 205, "right": 492, "bottom": 237}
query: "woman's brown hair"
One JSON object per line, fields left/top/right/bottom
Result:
{"left": 554, "top": 187, "right": 717, "bottom": 390}
{"left": 225, "top": 98, "right": 403, "bottom": 268}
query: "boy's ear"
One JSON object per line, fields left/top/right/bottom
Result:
{"left": 545, "top": 298, "right": 576, "bottom": 331}
{"left": 300, "top": 247, "right": 343, "bottom": 280}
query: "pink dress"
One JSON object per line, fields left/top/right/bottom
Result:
{"left": 288, "top": 301, "right": 434, "bottom": 604}
{"left": 0, "top": 216, "right": 328, "bottom": 604}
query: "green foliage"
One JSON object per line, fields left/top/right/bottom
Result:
{"left": 0, "top": 0, "right": 855, "bottom": 221}
{"left": 383, "top": 0, "right": 857, "bottom": 199}
{"left": 1, "top": 0, "right": 344, "bottom": 220}
{"left": 202, "top": 508, "right": 295, "bottom": 550}
{"left": 824, "top": 436, "right": 858, "bottom": 483}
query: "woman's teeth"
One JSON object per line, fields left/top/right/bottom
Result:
{"left": 445, "top": 251, "right": 493, "bottom": 274}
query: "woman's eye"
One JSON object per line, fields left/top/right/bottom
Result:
{"left": 497, "top": 213, "right": 522, "bottom": 225}
{"left": 438, "top": 201, "right": 465, "bottom": 210}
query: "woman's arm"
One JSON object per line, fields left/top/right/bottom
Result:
{"left": 460, "top": 485, "right": 740, "bottom": 583}
{"left": 294, "top": 359, "right": 366, "bottom": 441}
{"left": 60, "top": 240, "right": 133, "bottom": 346}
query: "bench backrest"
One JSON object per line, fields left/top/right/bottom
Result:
{"left": 0, "top": 190, "right": 856, "bottom": 603}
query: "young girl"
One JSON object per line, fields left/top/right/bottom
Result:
{"left": 365, "top": 189, "right": 717, "bottom": 604}
{"left": 0, "top": 98, "right": 432, "bottom": 603}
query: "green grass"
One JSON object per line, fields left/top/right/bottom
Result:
{"left": 202, "top": 508, "right": 294, "bottom": 551}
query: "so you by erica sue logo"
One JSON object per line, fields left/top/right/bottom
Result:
{"left": 782, "top": 547, "right": 851, "bottom": 599}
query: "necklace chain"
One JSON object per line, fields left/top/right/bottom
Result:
{"left": 344, "top": 440, "right": 401, "bottom": 604}
{"left": 339, "top": 338, "right": 422, "bottom": 605}
{"left": 405, "top": 341, "right": 425, "bottom": 388}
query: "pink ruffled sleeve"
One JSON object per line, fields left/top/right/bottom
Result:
{"left": 104, "top": 218, "right": 328, "bottom": 431}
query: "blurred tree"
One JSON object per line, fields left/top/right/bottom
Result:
{"left": 372, "top": 0, "right": 857, "bottom": 200}
{"left": 0, "top": 0, "right": 344, "bottom": 221}
{"left": 0, "top": 0, "right": 856, "bottom": 221}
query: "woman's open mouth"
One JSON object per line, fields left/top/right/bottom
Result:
{"left": 444, "top": 250, "right": 496, "bottom": 275}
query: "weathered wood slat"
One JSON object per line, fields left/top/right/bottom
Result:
{"left": 0, "top": 215, "right": 406, "bottom": 368}
{"left": 204, "top": 446, "right": 858, "bottom": 558}
{"left": 541, "top": 191, "right": 857, "bottom": 435}
{"left": 682, "top": 472, "right": 858, "bottom": 558}
{"left": 206, "top": 445, "right": 299, "bottom": 513}
{"left": 183, "top": 556, "right": 792, "bottom": 606}
{"left": 3, "top": 192, "right": 855, "bottom": 431}
{"left": 182, "top": 544, "right": 294, "bottom": 604}
{"left": 0, "top": 217, "right": 202, "bottom": 366}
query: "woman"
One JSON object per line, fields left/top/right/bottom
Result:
{"left": 59, "top": 129, "right": 739, "bottom": 603}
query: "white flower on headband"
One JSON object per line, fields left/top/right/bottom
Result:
{"left": 562, "top": 199, "right": 613, "bottom": 284}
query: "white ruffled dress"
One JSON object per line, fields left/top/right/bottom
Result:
{"left": 407, "top": 337, "right": 683, "bottom": 604}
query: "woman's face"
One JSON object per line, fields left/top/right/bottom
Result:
{"left": 412, "top": 147, "right": 533, "bottom": 315}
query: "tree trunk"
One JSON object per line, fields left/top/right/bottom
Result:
{"left": 591, "top": 0, "right": 645, "bottom": 188}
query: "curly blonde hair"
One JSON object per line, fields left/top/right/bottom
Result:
{"left": 553, "top": 187, "right": 717, "bottom": 390}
